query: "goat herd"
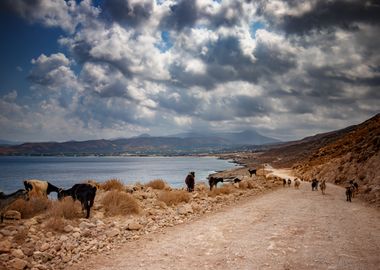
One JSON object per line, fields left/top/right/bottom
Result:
{"left": 0, "top": 180, "right": 96, "bottom": 222}
{"left": 1, "top": 168, "right": 361, "bottom": 223}
{"left": 282, "top": 177, "right": 359, "bottom": 202}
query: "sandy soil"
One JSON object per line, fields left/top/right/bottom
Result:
{"left": 71, "top": 169, "right": 380, "bottom": 270}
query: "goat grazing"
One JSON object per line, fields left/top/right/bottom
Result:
{"left": 311, "top": 179, "right": 319, "bottom": 191}
{"left": 58, "top": 184, "right": 97, "bottom": 218}
{"left": 294, "top": 178, "right": 301, "bottom": 189}
{"left": 320, "top": 180, "right": 326, "bottom": 195}
{"left": 23, "top": 179, "right": 61, "bottom": 198}
{"left": 185, "top": 172, "right": 195, "bottom": 192}
{"left": 248, "top": 169, "right": 257, "bottom": 177}
{"left": 208, "top": 176, "right": 224, "bottom": 191}
{"left": 346, "top": 186, "right": 353, "bottom": 202}
{"left": 0, "top": 189, "right": 29, "bottom": 222}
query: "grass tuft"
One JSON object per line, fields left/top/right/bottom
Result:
{"left": 145, "top": 179, "right": 166, "bottom": 190}
{"left": 47, "top": 197, "right": 82, "bottom": 219}
{"left": 208, "top": 184, "right": 235, "bottom": 197}
{"left": 101, "top": 178, "right": 125, "bottom": 191}
{"left": 158, "top": 190, "right": 190, "bottom": 206}
{"left": 102, "top": 190, "right": 141, "bottom": 216}
{"left": 8, "top": 197, "right": 51, "bottom": 219}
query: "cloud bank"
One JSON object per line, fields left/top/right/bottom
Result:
{"left": 0, "top": 0, "right": 379, "bottom": 142}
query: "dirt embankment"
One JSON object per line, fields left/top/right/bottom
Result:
{"left": 70, "top": 170, "right": 380, "bottom": 270}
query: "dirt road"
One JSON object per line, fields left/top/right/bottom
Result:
{"left": 74, "top": 171, "right": 380, "bottom": 270}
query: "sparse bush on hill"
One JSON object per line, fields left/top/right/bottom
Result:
{"left": 102, "top": 190, "right": 141, "bottom": 216}
{"left": 158, "top": 190, "right": 190, "bottom": 206}
{"left": 145, "top": 179, "right": 166, "bottom": 190}
{"left": 8, "top": 197, "right": 51, "bottom": 219}
{"left": 45, "top": 216, "right": 66, "bottom": 232}
{"left": 101, "top": 179, "right": 125, "bottom": 191}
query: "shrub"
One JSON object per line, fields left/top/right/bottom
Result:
{"left": 145, "top": 179, "right": 166, "bottom": 190}
{"left": 8, "top": 197, "right": 51, "bottom": 219}
{"left": 102, "top": 190, "right": 140, "bottom": 216}
{"left": 47, "top": 197, "right": 82, "bottom": 220}
{"left": 208, "top": 184, "right": 234, "bottom": 197}
{"left": 101, "top": 179, "right": 124, "bottom": 191}
{"left": 13, "top": 227, "right": 29, "bottom": 244}
{"left": 158, "top": 190, "right": 190, "bottom": 206}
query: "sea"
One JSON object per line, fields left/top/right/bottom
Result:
{"left": 0, "top": 156, "right": 240, "bottom": 194}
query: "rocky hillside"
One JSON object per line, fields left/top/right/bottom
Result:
{"left": 254, "top": 113, "right": 380, "bottom": 207}
{"left": 293, "top": 114, "right": 380, "bottom": 206}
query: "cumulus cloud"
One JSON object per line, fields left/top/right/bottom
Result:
{"left": 1, "top": 0, "right": 379, "bottom": 142}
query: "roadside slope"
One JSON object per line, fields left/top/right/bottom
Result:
{"left": 71, "top": 180, "right": 380, "bottom": 270}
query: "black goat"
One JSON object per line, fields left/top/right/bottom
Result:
{"left": 58, "top": 184, "right": 97, "bottom": 218}
{"left": 185, "top": 172, "right": 195, "bottom": 192}
{"left": 248, "top": 169, "right": 257, "bottom": 177}
{"left": 208, "top": 176, "right": 224, "bottom": 191}
{"left": 346, "top": 186, "right": 353, "bottom": 202}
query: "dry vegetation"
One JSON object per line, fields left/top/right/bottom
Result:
{"left": 101, "top": 179, "right": 125, "bottom": 191}
{"left": 145, "top": 179, "right": 166, "bottom": 190}
{"left": 8, "top": 197, "right": 51, "bottom": 219}
{"left": 102, "top": 190, "right": 141, "bottom": 216}
{"left": 208, "top": 184, "right": 235, "bottom": 197}
{"left": 158, "top": 190, "right": 190, "bottom": 206}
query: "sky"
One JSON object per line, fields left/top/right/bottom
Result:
{"left": 0, "top": 0, "right": 379, "bottom": 143}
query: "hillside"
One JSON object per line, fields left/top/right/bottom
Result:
{"left": 255, "top": 113, "right": 380, "bottom": 206}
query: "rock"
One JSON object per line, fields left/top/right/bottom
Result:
{"left": 127, "top": 222, "right": 143, "bottom": 231}
{"left": 79, "top": 221, "right": 95, "bottom": 230}
{"left": 72, "top": 232, "right": 81, "bottom": 238}
{"left": 0, "top": 239, "right": 12, "bottom": 253}
{"left": 9, "top": 258, "right": 28, "bottom": 270}
{"left": 4, "top": 210, "right": 21, "bottom": 220}
{"left": 40, "top": 243, "right": 50, "bottom": 252}
{"left": 33, "top": 251, "right": 52, "bottom": 263}
{"left": 106, "top": 228, "right": 120, "bottom": 237}
{"left": 60, "top": 235, "right": 69, "bottom": 242}
{"left": 11, "top": 249, "right": 25, "bottom": 259}
{"left": 177, "top": 204, "right": 193, "bottom": 215}
{"left": 64, "top": 225, "right": 74, "bottom": 233}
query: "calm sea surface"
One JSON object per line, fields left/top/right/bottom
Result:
{"left": 0, "top": 156, "right": 240, "bottom": 194}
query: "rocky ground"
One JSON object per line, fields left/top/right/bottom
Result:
{"left": 0, "top": 167, "right": 284, "bottom": 270}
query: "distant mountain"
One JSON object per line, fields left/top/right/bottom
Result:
{"left": 169, "top": 129, "right": 280, "bottom": 145}
{"left": 0, "top": 139, "right": 22, "bottom": 146}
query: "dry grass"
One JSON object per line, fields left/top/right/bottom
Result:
{"left": 8, "top": 197, "right": 51, "bottom": 219}
{"left": 145, "top": 179, "right": 166, "bottom": 190}
{"left": 208, "top": 184, "right": 235, "bottom": 197}
{"left": 47, "top": 197, "right": 82, "bottom": 219}
{"left": 101, "top": 179, "right": 125, "bottom": 191}
{"left": 158, "top": 190, "right": 190, "bottom": 206}
{"left": 238, "top": 180, "right": 257, "bottom": 190}
{"left": 102, "top": 190, "right": 140, "bottom": 216}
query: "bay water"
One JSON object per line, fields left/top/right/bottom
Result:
{"left": 0, "top": 156, "right": 240, "bottom": 194}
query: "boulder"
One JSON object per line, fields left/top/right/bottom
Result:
{"left": 4, "top": 210, "right": 21, "bottom": 220}
{"left": 11, "top": 249, "right": 25, "bottom": 259}
{"left": 106, "top": 228, "right": 120, "bottom": 237}
{"left": 127, "top": 222, "right": 143, "bottom": 231}
{"left": 177, "top": 204, "right": 193, "bottom": 215}
{"left": 0, "top": 239, "right": 12, "bottom": 253}
{"left": 9, "top": 258, "right": 28, "bottom": 270}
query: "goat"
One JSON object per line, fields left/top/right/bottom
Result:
{"left": 208, "top": 176, "right": 224, "bottom": 191}
{"left": 0, "top": 189, "right": 29, "bottom": 222}
{"left": 233, "top": 178, "right": 241, "bottom": 183}
{"left": 185, "top": 172, "right": 195, "bottom": 192}
{"left": 294, "top": 178, "right": 301, "bottom": 189}
{"left": 283, "top": 179, "right": 287, "bottom": 187}
{"left": 349, "top": 180, "right": 359, "bottom": 198}
{"left": 58, "top": 184, "right": 97, "bottom": 218}
{"left": 23, "top": 179, "right": 61, "bottom": 198}
{"left": 248, "top": 169, "right": 257, "bottom": 177}
{"left": 320, "top": 180, "right": 326, "bottom": 195}
{"left": 311, "top": 179, "right": 319, "bottom": 191}
{"left": 346, "top": 186, "right": 353, "bottom": 202}
{"left": 287, "top": 179, "right": 291, "bottom": 187}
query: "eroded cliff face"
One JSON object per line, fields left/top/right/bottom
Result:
{"left": 293, "top": 114, "right": 380, "bottom": 207}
